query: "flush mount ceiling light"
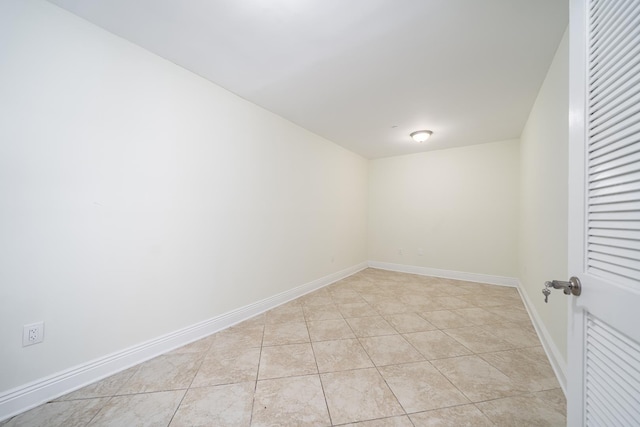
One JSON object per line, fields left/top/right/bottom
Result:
{"left": 410, "top": 130, "right": 433, "bottom": 143}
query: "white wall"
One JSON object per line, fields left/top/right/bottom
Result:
{"left": 518, "top": 30, "right": 570, "bottom": 366}
{"left": 0, "top": 0, "right": 367, "bottom": 393}
{"left": 368, "top": 139, "right": 520, "bottom": 278}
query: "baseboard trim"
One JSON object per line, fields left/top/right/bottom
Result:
{"left": 0, "top": 261, "right": 367, "bottom": 422}
{"left": 516, "top": 280, "right": 567, "bottom": 395}
{"left": 367, "top": 261, "right": 519, "bottom": 287}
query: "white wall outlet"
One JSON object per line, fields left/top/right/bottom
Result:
{"left": 23, "top": 321, "right": 44, "bottom": 347}
{"left": 418, "top": 248, "right": 424, "bottom": 256}
{"left": 398, "top": 248, "right": 404, "bottom": 255}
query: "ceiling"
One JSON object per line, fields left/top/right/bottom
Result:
{"left": 47, "top": 0, "right": 568, "bottom": 159}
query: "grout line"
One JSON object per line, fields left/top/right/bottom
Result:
{"left": 247, "top": 317, "right": 266, "bottom": 426}
{"left": 472, "top": 402, "right": 499, "bottom": 426}
{"left": 165, "top": 347, "right": 209, "bottom": 426}
{"left": 64, "top": 396, "right": 113, "bottom": 427}
{"left": 406, "top": 400, "right": 486, "bottom": 413}
{"left": 304, "top": 313, "right": 333, "bottom": 426}
{"left": 343, "top": 292, "right": 411, "bottom": 420}
{"left": 74, "top": 362, "right": 144, "bottom": 426}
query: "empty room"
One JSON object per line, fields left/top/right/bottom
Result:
{"left": 1, "top": 0, "right": 639, "bottom": 426}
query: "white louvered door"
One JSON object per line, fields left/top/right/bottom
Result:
{"left": 567, "top": 0, "right": 640, "bottom": 425}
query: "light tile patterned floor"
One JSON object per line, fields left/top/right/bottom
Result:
{"left": 1, "top": 268, "right": 566, "bottom": 426}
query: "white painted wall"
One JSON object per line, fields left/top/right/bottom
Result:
{"left": 368, "top": 139, "right": 520, "bottom": 278}
{"left": 0, "top": 0, "right": 367, "bottom": 393}
{"left": 518, "top": 30, "right": 570, "bottom": 364}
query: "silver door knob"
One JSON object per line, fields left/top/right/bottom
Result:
{"left": 542, "top": 276, "right": 581, "bottom": 303}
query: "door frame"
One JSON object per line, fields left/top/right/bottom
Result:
{"left": 567, "top": 0, "right": 587, "bottom": 423}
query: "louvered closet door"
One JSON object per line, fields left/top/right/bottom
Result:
{"left": 567, "top": 0, "right": 640, "bottom": 425}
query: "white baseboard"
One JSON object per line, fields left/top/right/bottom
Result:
{"left": 516, "top": 280, "right": 567, "bottom": 395}
{"left": 367, "top": 261, "right": 519, "bottom": 287}
{"left": 0, "top": 262, "right": 367, "bottom": 422}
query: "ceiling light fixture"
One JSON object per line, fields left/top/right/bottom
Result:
{"left": 410, "top": 130, "right": 433, "bottom": 143}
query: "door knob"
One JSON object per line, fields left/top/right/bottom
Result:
{"left": 542, "top": 276, "right": 581, "bottom": 303}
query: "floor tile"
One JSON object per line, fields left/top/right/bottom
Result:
{"left": 3, "top": 398, "right": 109, "bottom": 427}
{"left": 213, "top": 323, "right": 264, "bottom": 349}
{"left": 475, "top": 388, "right": 566, "bottom": 426}
{"left": 167, "top": 335, "right": 215, "bottom": 355}
{"left": 191, "top": 346, "right": 260, "bottom": 387}
{"left": 419, "top": 311, "right": 469, "bottom": 329}
{"left": 169, "top": 382, "right": 254, "bottom": 426}
{"left": 398, "top": 297, "right": 446, "bottom": 312}
{"left": 265, "top": 303, "right": 305, "bottom": 324}
{"left": 383, "top": 313, "right": 437, "bottom": 333}
{"left": 258, "top": 343, "right": 317, "bottom": 379}
{"left": 303, "top": 303, "right": 343, "bottom": 321}
{"left": 360, "top": 294, "right": 393, "bottom": 305}
{"left": 58, "top": 366, "right": 138, "bottom": 400}
{"left": 452, "top": 308, "right": 506, "bottom": 325}
{"left": 263, "top": 321, "right": 309, "bottom": 346}
{"left": 338, "top": 302, "right": 378, "bottom": 318}
{"left": 299, "top": 292, "right": 334, "bottom": 307}
{"left": 457, "top": 293, "right": 517, "bottom": 308}
{"left": 330, "top": 289, "right": 362, "bottom": 299}
{"left": 340, "top": 415, "right": 414, "bottom": 426}
{"left": 331, "top": 293, "right": 365, "bottom": 304}
{"left": 371, "top": 300, "right": 412, "bottom": 314}
{"left": 118, "top": 353, "right": 202, "bottom": 394}
{"left": 88, "top": 390, "right": 185, "bottom": 426}
{"left": 448, "top": 280, "right": 487, "bottom": 292}
{"left": 479, "top": 346, "right": 559, "bottom": 391}
{"left": 432, "top": 297, "right": 474, "bottom": 309}
{"left": 443, "top": 326, "right": 513, "bottom": 353}
{"left": 346, "top": 316, "right": 397, "bottom": 337}
{"left": 359, "top": 335, "right": 424, "bottom": 366}
{"left": 307, "top": 318, "right": 356, "bottom": 341}
{"left": 403, "top": 330, "right": 472, "bottom": 360}
{"left": 409, "top": 404, "right": 494, "bottom": 426}
{"left": 321, "top": 368, "right": 404, "bottom": 424}
{"left": 431, "top": 355, "right": 525, "bottom": 402}
{"left": 240, "top": 313, "right": 266, "bottom": 327}
{"left": 480, "top": 321, "right": 540, "bottom": 348}
{"left": 501, "top": 296, "right": 525, "bottom": 308}
{"left": 485, "top": 305, "right": 531, "bottom": 323}
{"left": 252, "top": 375, "right": 330, "bottom": 427}
{"left": 312, "top": 339, "right": 373, "bottom": 373}
{"left": 346, "top": 282, "right": 378, "bottom": 294}
{"left": 378, "top": 361, "right": 469, "bottom": 413}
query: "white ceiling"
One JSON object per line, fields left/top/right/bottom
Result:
{"left": 47, "top": 0, "right": 568, "bottom": 159}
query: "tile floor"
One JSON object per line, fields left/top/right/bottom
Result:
{"left": 1, "top": 268, "right": 567, "bottom": 426}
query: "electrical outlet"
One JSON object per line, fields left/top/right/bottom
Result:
{"left": 398, "top": 248, "right": 404, "bottom": 255}
{"left": 23, "top": 322, "right": 44, "bottom": 347}
{"left": 418, "top": 248, "right": 424, "bottom": 256}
